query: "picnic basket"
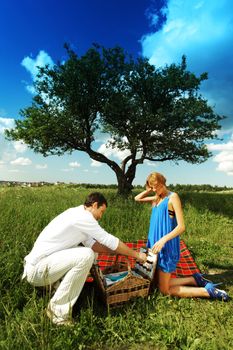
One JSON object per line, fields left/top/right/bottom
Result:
{"left": 90, "top": 239, "right": 200, "bottom": 307}
{"left": 91, "top": 248, "right": 157, "bottom": 307}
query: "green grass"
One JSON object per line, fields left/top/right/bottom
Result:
{"left": 0, "top": 186, "right": 232, "bottom": 350}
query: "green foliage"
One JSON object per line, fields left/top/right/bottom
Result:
{"left": 0, "top": 187, "right": 232, "bottom": 349}
{"left": 5, "top": 45, "right": 223, "bottom": 195}
{"left": 169, "top": 183, "right": 233, "bottom": 193}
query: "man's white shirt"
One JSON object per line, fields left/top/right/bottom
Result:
{"left": 25, "top": 205, "right": 119, "bottom": 265}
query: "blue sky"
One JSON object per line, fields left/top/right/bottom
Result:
{"left": 0, "top": 0, "right": 233, "bottom": 187}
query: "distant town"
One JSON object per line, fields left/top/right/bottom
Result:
{"left": 0, "top": 180, "right": 232, "bottom": 192}
{"left": 0, "top": 180, "right": 118, "bottom": 189}
{"left": 0, "top": 180, "right": 65, "bottom": 187}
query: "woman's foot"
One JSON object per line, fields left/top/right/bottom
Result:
{"left": 205, "top": 282, "right": 230, "bottom": 302}
{"left": 193, "top": 273, "right": 213, "bottom": 287}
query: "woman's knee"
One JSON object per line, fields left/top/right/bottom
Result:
{"left": 157, "top": 268, "right": 171, "bottom": 295}
{"left": 158, "top": 285, "right": 170, "bottom": 296}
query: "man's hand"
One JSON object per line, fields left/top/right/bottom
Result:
{"left": 116, "top": 241, "right": 147, "bottom": 263}
{"left": 137, "top": 252, "right": 147, "bottom": 263}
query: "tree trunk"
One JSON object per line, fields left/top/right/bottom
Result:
{"left": 116, "top": 173, "right": 134, "bottom": 197}
{"left": 86, "top": 148, "right": 136, "bottom": 197}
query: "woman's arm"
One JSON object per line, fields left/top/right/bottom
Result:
{"left": 151, "top": 193, "right": 186, "bottom": 254}
{"left": 134, "top": 186, "right": 156, "bottom": 203}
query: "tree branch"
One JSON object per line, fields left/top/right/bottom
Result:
{"left": 121, "top": 154, "right": 133, "bottom": 173}
{"left": 144, "top": 156, "right": 175, "bottom": 162}
{"left": 86, "top": 147, "right": 122, "bottom": 174}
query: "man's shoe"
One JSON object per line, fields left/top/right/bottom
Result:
{"left": 46, "top": 308, "right": 74, "bottom": 326}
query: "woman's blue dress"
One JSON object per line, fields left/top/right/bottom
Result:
{"left": 147, "top": 193, "right": 180, "bottom": 273}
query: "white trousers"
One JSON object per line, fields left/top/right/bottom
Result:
{"left": 23, "top": 247, "right": 95, "bottom": 321}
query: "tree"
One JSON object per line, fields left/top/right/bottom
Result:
{"left": 6, "top": 44, "right": 223, "bottom": 196}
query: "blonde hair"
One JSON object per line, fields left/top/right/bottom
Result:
{"left": 146, "top": 172, "right": 166, "bottom": 187}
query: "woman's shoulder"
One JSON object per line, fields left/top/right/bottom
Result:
{"left": 169, "top": 191, "right": 178, "bottom": 196}
{"left": 168, "top": 191, "right": 180, "bottom": 201}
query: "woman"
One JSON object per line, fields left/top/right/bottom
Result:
{"left": 135, "top": 172, "right": 229, "bottom": 301}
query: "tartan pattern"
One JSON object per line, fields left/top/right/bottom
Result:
{"left": 173, "top": 239, "right": 200, "bottom": 277}
{"left": 87, "top": 239, "right": 200, "bottom": 282}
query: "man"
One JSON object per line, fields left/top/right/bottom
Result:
{"left": 22, "top": 192, "right": 147, "bottom": 325}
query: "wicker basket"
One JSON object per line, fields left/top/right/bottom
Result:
{"left": 91, "top": 258, "right": 151, "bottom": 307}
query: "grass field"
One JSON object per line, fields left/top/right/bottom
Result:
{"left": 0, "top": 186, "right": 232, "bottom": 350}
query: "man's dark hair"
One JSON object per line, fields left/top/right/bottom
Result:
{"left": 84, "top": 192, "right": 108, "bottom": 208}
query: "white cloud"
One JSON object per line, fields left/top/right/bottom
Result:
{"left": 10, "top": 157, "right": 32, "bottom": 166}
{"left": 0, "top": 117, "right": 15, "bottom": 134}
{"left": 142, "top": 0, "right": 232, "bottom": 66}
{"left": 26, "top": 85, "right": 36, "bottom": 95}
{"left": 216, "top": 159, "right": 233, "bottom": 176}
{"left": 216, "top": 126, "right": 233, "bottom": 138}
{"left": 61, "top": 168, "right": 74, "bottom": 172}
{"left": 0, "top": 118, "right": 31, "bottom": 175}
{"left": 90, "top": 138, "right": 145, "bottom": 169}
{"left": 145, "top": 160, "right": 159, "bottom": 167}
{"left": 0, "top": 118, "right": 23, "bottom": 163}
{"left": 35, "top": 164, "right": 47, "bottom": 169}
{"left": 91, "top": 160, "right": 102, "bottom": 167}
{"left": 207, "top": 134, "right": 233, "bottom": 176}
{"left": 208, "top": 141, "right": 233, "bottom": 152}
{"left": 69, "top": 161, "right": 81, "bottom": 168}
{"left": 21, "top": 50, "right": 54, "bottom": 94}
{"left": 21, "top": 50, "right": 54, "bottom": 81}
{"left": 214, "top": 152, "right": 233, "bottom": 163}
{"left": 13, "top": 140, "right": 27, "bottom": 153}
{"left": 96, "top": 138, "right": 131, "bottom": 162}
{"left": 141, "top": 0, "right": 233, "bottom": 126}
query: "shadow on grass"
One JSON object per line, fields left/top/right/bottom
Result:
{"left": 72, "top": 282, "right": 108, "bottom": 317}
{"left": 205, "top": 268, "right": 233, "bottom": 287}
{"left": 72, "top": 281, "right": 145, "bottom": 319}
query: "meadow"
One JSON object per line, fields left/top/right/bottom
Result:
{"left": 0, "top": 186, "right": 232, "bottom": 350}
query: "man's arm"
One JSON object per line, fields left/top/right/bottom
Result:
{"left": 92, "top": 241, "right": 115, "bottom": 254}
{"left": 115, "top": 241, "right": 147, "bottom": 263}
{"left": 92, "top": 240, "right": 147, "bottom": 263}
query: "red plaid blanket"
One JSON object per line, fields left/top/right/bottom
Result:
{"left": 87, "top": 239, "right": 200, "bottom": 282}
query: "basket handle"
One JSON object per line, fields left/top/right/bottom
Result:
{"left": 115, "top": 255, "right": 132, "bottom": 272}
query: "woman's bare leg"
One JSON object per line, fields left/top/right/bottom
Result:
{"left": 157, "top": 269, "right": 210, "bottom": 298}
{"left": 169, "top": 276, "right": 197, "bottom": 287}
{"left": 157, "top": 269, "right": 171, "bottom": 295}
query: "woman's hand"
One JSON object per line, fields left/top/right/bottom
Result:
{"left": 145, "top": 183, "right": 153, "bottom": 192}
{"left": 137, "top": 252, "right": 147, "bottom": 263}
{"left": 151, "top": 237, "right": 167, "bottom": 254}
